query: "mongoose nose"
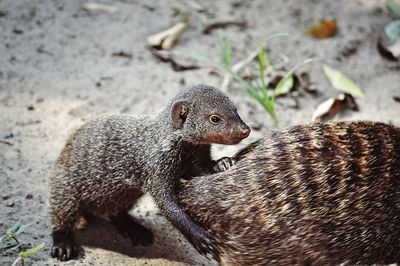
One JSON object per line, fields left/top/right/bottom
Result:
{"left": 240, "top": 126, "right": 251, "bottom": 138}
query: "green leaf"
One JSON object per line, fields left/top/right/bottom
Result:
{"left": 0, "top": 235, "right": 7, "bottom": 243}
{"left": 258, "top": 45, "right": 268, "bottom": 97}
{"left": 18, "top": 243, "right": 45, "bottom": 259}
{"left": 5, "top": 243, "right": 24, "bottom": 252}
{"left": 387, "top": 0, "right": 400, "bottom": 18}
{"left": 13, "top": 223, "right": 31, "bottom": 236}
{"left": 323, "top": 64, "right": 364, "bottom": 98}
{"left": 171, "top": 7, "right": 181, "bottom": 17}
{"left": 9, "top": 220, "right": 22, "bottom": 234}
{"left": 274, "top": 75, "right": 294, "bottom": 96}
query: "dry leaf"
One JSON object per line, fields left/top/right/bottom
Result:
{"left": 312, "top": 93, "right": 344, "bottom": 122}
{"left": 82, "top": 3, "right": 118, "bottom": 13}
{"left": 323, "top": 64, "right": 364, "bottom": 98}
{"left": 147, "top": 20, "right": 188, "bottom": 50}
{"left": 387, "top": 38, "right": 400, "bottom": 58}
{"left": 312, "top": 93, "right": 358, "bottom": 122}
{"left": 304, "top": 19, "right": 337, "bottom": 39}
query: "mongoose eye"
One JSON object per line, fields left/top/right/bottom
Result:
{"left": 210, "top": 115, "right": 222, "bottom": 124}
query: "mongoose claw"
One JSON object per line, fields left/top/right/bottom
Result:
{"left": 51, "top": 240, "right": 78, "bottom": 261}
{"left": 51, "top": 230, "right": 79, "bottom": 261}
{"left": 188, "top": 227, "right": 219, "bottom": 261}
{"left": 213, "top": 157, "right": 234, "bottom": 173}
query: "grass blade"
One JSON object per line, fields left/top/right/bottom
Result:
{"left": 18, "top": 243, "right": 45, "bottom": 259}
{"left": 387, "top": 0, "right": 400, "bottom": 17}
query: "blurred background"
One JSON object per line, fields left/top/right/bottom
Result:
{"left": 0, "top": 0, "right": 399, "bottom": 265}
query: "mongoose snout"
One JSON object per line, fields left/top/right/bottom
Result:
{"left": 216, "top": 119, "right": 250, "bottom": 144}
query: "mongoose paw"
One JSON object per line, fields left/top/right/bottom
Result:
{"left": 51, "top": 231, "right": 79, "bottom": 261}
{"left": 112, "top": 212, "right": 154, "bottom": 246}
{"left": 188, "top": 227, "right": 219, "bottom": 261}
{"left": 213, "top": 157, "right": 234, "bottom": 173}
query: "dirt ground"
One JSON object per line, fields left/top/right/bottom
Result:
{"left": 0, "top": 0, "right": 399, "bottom": 265}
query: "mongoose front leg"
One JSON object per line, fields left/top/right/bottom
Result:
{"left": 51, "top": 230, "right": 78, "bottom": 261}
{"left": 213, "top": 157, "right": 234, "bottom": 172}
{"left": 110, "top": 212, "right": 154, "bottom": 246}
{"left": 154, "top": 188, "right": 217, "bottom": 259}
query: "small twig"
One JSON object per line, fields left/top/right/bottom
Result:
{"left": 11, "top": 257, "right": 21, "bottom": 266}
{"left": 149, "top": 47, "right": 199, "bottom": 71}
{"left": 203, "top": 21, "right": 247, "bottom": 34}
{"left": 286, "top": 57, "right": 322, "bottom": 77}
{"left": 0, "top": 140, "right": 13, "bottom": 146}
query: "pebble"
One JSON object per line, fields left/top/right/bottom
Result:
{"left": 5, "top": 200, "right": 15, "bottom": 207}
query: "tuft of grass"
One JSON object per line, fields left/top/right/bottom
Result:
{"left": 177, "top": 34, "right": 290, "bottom": 127}
{"left": 1, "top": 220, "right": 45, "bottom": 266}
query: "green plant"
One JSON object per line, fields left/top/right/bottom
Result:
{"left": 176, "top": 34, "right": 292, "bottom": 127}
{"left": 1, "top": 220, "right": 45, "bottom": 266}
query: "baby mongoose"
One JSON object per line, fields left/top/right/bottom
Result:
{"left": 179, "top": 121, "right": 400, "bottom": 265}
{"left": 48, "top": 84, "right": 250, "bottom": 261}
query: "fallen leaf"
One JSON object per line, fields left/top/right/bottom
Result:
{"left": 148, "top": 48, "right": 199, "bottom": 71}
{"left": 304, "top": 19, "right": 337, "bottom": 39}
{"left": 147, "top": 18, "right": 189, "bottom": 50}
{"left": 323, "top": 64, "right": 364, "bottom": 98}
{"left": 82, "top": 3, "right": 118, "bottom": 13}
{"left": 343, "top": 94, "right": 359, "bottom": 111}
{"left": 377, "top": 37, "right": 398, "bottom": 61}
{"left": 386, "top": 0, "right": 400, "bottom": 18}
{"left": 387, "top": 39, "right": 400, "bottom": 57}
{"left": 378, "top": 20, "right": 400, "bottom": 60}
{"left": 203, "top": 21, "right": 247, "bottom": 34}
{"left": 274, "top": 75, "right": 294, "bottom": 96}
{"left": 312, "top": 94, "right": 344, "bottom": 122}
{"left": 385, "top": 20, "right": 400, "bottom": 40}
{"left": 312, "top": 93, "right": 358, "bottom": 122}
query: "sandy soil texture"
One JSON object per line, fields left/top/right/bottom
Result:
{"left": 1, "top": 0, "right": 399, "bottom": 265}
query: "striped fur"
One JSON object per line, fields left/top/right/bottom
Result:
{"left": 179, "top": 121, "right": 400, "bottom": 265}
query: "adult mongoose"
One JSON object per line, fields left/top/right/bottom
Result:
{"left": 48, "top": 84, "right": 250, "bottom": 261}
{"left": 179, "top": 121, "right": 400, "bottom": 265}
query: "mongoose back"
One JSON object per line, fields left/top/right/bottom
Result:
{"left": 179, "top": 121, "right": 400, "bottom": 265}
{"left": 48, "top": 84, "right": 250, "bottom": 261}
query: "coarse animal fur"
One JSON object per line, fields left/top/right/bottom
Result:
{"left": 48, "top": 84, "right": 250, "bottom": 261}
{"left": 179, "top": 121, "right": 400, "bottom": 265}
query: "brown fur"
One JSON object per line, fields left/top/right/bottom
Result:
{"left": 56, "top": 128, "right": 82, "bottom": 166}
{"left": 179, "top": 121, "right": 400, "bottom": 265}
{"left": 48, "top": 84, "right": 250, "bottom": 261}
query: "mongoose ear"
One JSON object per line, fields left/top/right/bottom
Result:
{"left": 171, "top": 100, "right": 189, "bottom": 129}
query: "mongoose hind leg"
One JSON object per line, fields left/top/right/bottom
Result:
{"left": 111, "top": 212, "right": 154, "bottom": 246}
{"left": 51, "top": 229, "right": 79, "bottom": 261}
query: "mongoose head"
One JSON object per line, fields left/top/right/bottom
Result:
{"left": 169, "top": 84, "right": 250, "bottom": 145}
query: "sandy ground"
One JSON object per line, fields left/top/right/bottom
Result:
{"left": 0, "top": 0, "right": 399, "bottom": 265}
